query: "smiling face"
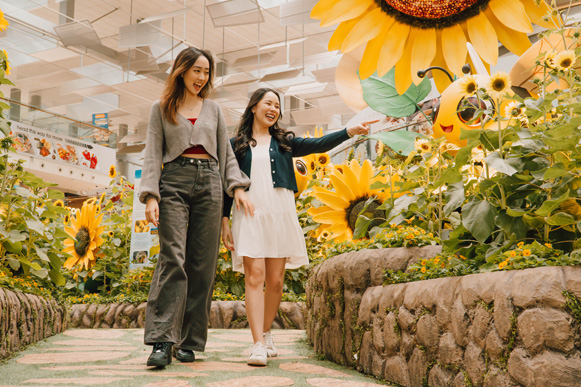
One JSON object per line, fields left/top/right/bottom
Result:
{"left": 253, "top": 91, "right": 280, "bottom": 128}
{"left": 182, "top": 55, "right": 210, "bottom": 97}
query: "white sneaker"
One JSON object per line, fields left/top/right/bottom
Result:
{"left": 263, "top": 331, "right": 277, "bottom": 357}
{"left": 247, "top": 342, "right": 267, "bottom": 366}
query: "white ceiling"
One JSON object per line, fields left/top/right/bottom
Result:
{"left": 1, "top": 0, "right": 355, "bottom": 145}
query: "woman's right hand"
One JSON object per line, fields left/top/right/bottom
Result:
{"left": 145, "top": 197, "right": 159, "bottom": 227}
{"left": 221, "top": 217, "right": 235, "bottom": 251}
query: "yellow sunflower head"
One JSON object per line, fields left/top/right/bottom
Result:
{"left": 375, "top": 140, "right": 384, "bottom": 157}
{"left": 308, "top": 159, "right": 386, "bottom": 242}
{"left": 414, "top": 138, "right": 432, "bottom": 153}
{"left": 107, "top": 230, "right": 114, "bottom": 237}
{"left": 503, "top": 100, "right": 523, "bottom": 119}
{"left": 64, "top": 214, "right": 70, "bottom": 224}
{"left": 317, "top": 229, "right": 331, "bottom": 242}
{"left": 108, "top": 165, "right": 117, "bottom": 178}
{"left": 459, "top": 75, "right": 478, "bottom": 96}
{"left": 542, "top": 51, "right": 557, "bottom": 69}
{"left": 316, "top": 153, "right": 330, "bottom": 168}
{"left": 553, "top": 50, "right": 576, "bottom": 71}
{"left": 312, "top": 0, "right": 558, "bottom": 93}
{"left": 486, "top": 72, "right": 511, "bottom": 99}
{"left": 63, "top": 200, "right": 106, "bottom": 271}
{"left": 54, "top": 199, "right": 65, "bottom": 208}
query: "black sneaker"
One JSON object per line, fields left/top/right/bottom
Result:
{"left": 147, "top": 342, "right": 172, "bottom": 367}
{"left": 174, "top": 348, "right": 195, "bottom": 362}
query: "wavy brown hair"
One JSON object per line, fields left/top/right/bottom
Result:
{"left": 160, "top": 47, "right": 215, "bottom": 124}
{"left": 233, "top": 88, "right": 294, "bottom": 160}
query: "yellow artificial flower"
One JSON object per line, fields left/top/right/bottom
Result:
{"left": 108, "top": 165, "right": 117, "bottom": 178}
{"left": 522, "top": 249, "right": 532, "bottom": 257}
{"left": 311, "top": 0, "right": 558, "bottom": 93}
{"left": 459, "top": 75, "right": 478, "bottom": 96}
{"left": 553, "top": 50, "right": 576, "bottom": 71}
{"left": 308, "top": 159, "right": 387, "bottom": 242}
{"left": 486, "top": 71, "right": 512, "bottom": 99}
{"left": 0, "top": 10, "right": 8, "bottom": 32}
{"left": 62, "top": 200, "right": 106, "bottom": 271}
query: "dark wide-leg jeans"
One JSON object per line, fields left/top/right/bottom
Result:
{"left": 144, "top": 157, "right": 223, "bottom": 351}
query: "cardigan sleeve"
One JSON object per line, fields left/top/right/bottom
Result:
{"left": 290, "top": 128, "right": 351, "bottom": 157}
{"left": 138, "top": 101, "right": 164, "bottom": 204}
{"left": 216, "top": 104, "right": 250, "bottom": 198}
{"left": 222, "top": 138, "right": 238, "bottom": 219}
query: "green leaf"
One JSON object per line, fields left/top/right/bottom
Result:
{"left": 0, "top": 119, "right": 10, "bottom": 136}
{"left": 543, "top": 164, "right": 568, "bottom": 180}
{"left": 462, "top": 198, "right": 496, "bottom": 244}
{"left": 484, "top": 151, "right": 517, "bottom": 175}
{"left": 47, "top": 189, "right": 65, "bottom": 200}
{"left": 443, "top": 182, "right": 465, "bottom": 216}
{"left": 360, "top": 68, "right": 432, "bottom": 118}
{"left": 26, "top": 219, "right": 45, "bottom": 235}
{"left": 546, "top": 212, "right": 577, "bottom": 226}
{"left": 535, "top": 190, "right": 570, "bottom": 217}
{"left": 353, "top": 215, "right": 373, "bottom": 240}
{"left": 6, "top": 257, "right": 20, "bottom": 270}
{"left": 364, "top": 131, "right": 424, "bottom": 156}
{"left": 19, "top": 257, "right": 42, "bottom": 271}
{"left": 33, "top": 246, "right": 49, "bottom": 262}
{"left": 496, "top": 212, "right": 527, "bottom": 240}
{"left": 506, "top": 208, "right": 526, "bottom": 217}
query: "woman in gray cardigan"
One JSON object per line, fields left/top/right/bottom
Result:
{"left": 139, "top": 47, "right": 253, "bottom": 367}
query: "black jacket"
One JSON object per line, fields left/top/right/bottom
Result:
{"left": 222, "top": 128, "right": 351, "bottom": 218}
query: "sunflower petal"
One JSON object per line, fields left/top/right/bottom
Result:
{"left": 315, "top": 192, "right": 349, "bottom": 211}
{"left": 488, "top": 0, "right": 533, "bottom": 33}
{"left": 359, "top": 160, "right": 373, "bottom": 195}
{"left": 349, "top": 159, "right": 361, "bottom": 179}
{"left": 319, "top": 0, "right": 374, "bottom": 28}
{"left": 313, "top": 211, "right": 347, "bottom": 224}
{"left": 64, "top": 226, "right": 77, "bottom": 238}
{"left": 377, "top": 21, "right": 410, "bottom": 77}
{"left": 467, "top": 13, "right": 498, "bottom": 65}
{"left": 485, "top": 8, "right": 531, "bottom": 56}
{"left": 307, "top": 206, "right": 336, "bottom": 216}
{"left": 328, "top": 13, "right": 366, "bottom": 51}
{"left": 310, "top": 0, "right": 336, "bottom": 20}
{"left": 342, "top": 163, "right": 362, "bottom": 198}
{"left": 395, "top": 29, "right": 416, "bottom": 94}
{"left": 520, "top": 0, "right": 560, "bottom": 30}
{"left": 359, "top": 21, "right": 394, "bottom": 79}
{"left": 441, "top": 24, "right": 467, "bottom": 76}
{"left": 341, "top": 7, "right": 384, "bottom": 54}
{"left": 63, "top": 256, "right": 78, "bottom": 269}
{"left": 411, "top": 28, "right": 437, "bottom": 84}
{"left": 431, "top": 30, "right": 454, "bottom": 92}
{"left": 329, "top": 173, "right": 356, "bottom": 201}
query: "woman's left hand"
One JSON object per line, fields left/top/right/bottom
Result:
{"left": 347, "top": 120, "right": 379, "bottom": 137}
{"left": 234, "top": 188, "right": 255, "bottom": 217}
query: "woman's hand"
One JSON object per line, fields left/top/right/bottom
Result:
{"left": 145, "top": 197, "right": 159, "bottom": 227}
{"left": 234, "top": 188, "right": 255, "bottom": 217}
{"left": 221, "top": 217, "right": 235, "bottom": 251}
{"left": 347, "top": 120, "right": 379, "bottom": 137}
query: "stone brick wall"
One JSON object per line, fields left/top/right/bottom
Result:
{"left": 306, "top": 248, "right": 581, "bottom": 387}
{"left": 69, "top": 301, "right": 305, "bottom": 330}
{"left": 0, "top": 288, "right": 67, "bottom": 360}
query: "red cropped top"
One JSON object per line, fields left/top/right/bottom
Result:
{"left": 182, "top": 118, "right": 208, "bottom": 155}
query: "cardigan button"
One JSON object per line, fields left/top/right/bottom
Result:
{"left": 270, "top": 148, "right": 273, "bottom": 151}
{"left": 271, "top": 159, "right": 274, "bottom": 162}
{"left": 272, "top": 170, "right": 275, "bottom": 174}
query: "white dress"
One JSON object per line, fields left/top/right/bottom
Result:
{"left": 231, "top": 144, "right": 308, "bottom": 273}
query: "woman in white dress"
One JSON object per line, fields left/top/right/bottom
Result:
{"left": 221, "top": 88, "right": 376, "bottom": 366}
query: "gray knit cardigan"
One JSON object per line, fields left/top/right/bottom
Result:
{"left": 138, "top": 99, "right": 250, "bottom": 204}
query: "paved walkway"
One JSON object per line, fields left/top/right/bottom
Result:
{"left": 0, "top": 329, "right": 390, "bottom": 387}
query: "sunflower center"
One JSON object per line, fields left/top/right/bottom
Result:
{"left": 561, "top": 58, "right": 572, "bottom": 68}
{"left": 375, "top": 0, "right": 490, "bottom": 29}
{"left": 466, "top": 82, "right": 476, "bottom": 94}
{"left": 492, "top": 79, "right": 505, "bottom": 91}
{"left": 74, "top": 227, "right": 91, "bottom": 257}
{"left": 346, "top": 197, "right": 384, "bottom": 234}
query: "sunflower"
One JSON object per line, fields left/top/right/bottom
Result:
{"left": 459, "top": 75, "right": 478, "bottom": 96}
{"left": 486, "top": 71, "right": 511, "bottom": 99}
{"left": 63, "top": 200, "right": 105, "bottom": 271}
{"left": 107, "top": 230, "right": 114, "bottom": 237}
{"left": 503, "top": 100, "right": 523, "bottom": 118}
{"left": 308, "top": 159, "right": 387, "bottom": 242}
{"left": 2, "top": 50, "right": 10, "bottom": 76}
{"left": 311, "top": 0, "right": 558, "bottom": 93}
{"left": 54, "top": 199, "right": 65, "bottom": 207}
{"left": 108, "top": 165, "right": 117, "bottom": 178}
{"left": 553, "top": 50, "right": 576, "bottom": 71}
{"left": 414, "top": 138, "right": 432, "bottom": 153}
{"left": 0, "top": 10, "right": 8, "bottom": 32}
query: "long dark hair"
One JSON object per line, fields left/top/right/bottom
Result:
{"left": 160, "top": 47, "right": 215, "bottom": 124}
{"left": 233, "top": 88, "right": 294, "bottom": 159}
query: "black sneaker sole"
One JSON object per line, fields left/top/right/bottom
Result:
{"left": 175, "top": 354, "right": 195, "bottom": 362}
{"left": 147, "top": 357, "right": 172, "bottom": 367}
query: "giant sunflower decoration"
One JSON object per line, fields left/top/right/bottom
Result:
{"left": 308, "top": 159, "right": 395, "bottom": 242}
{"left": 63, "top": 200, "right": 105, "bottom": 271}
{"left": 311, "top": 0, "right": 559, "bottom": 93}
